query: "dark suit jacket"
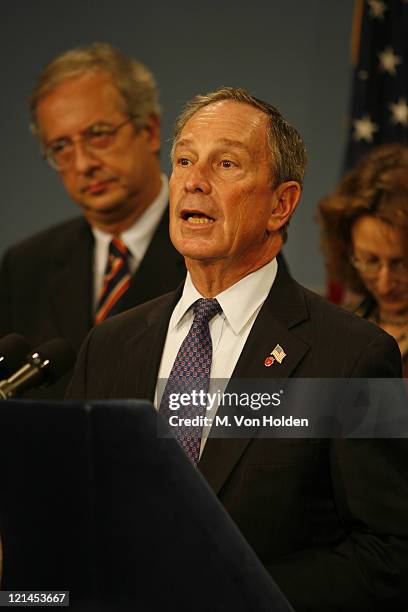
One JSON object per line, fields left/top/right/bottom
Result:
{"left": 67, "top": 263, "right": 408, "bottom": 611}
{"left": 0, "top": 210, "right": 186, "bottom": 397}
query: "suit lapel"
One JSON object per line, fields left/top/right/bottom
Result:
{"left": 199, "top": 265, "right": 311, "bottom": 494}
{"left": 118, "top": 288, "right": 183, "bottom": 400}
{"left": 49, "top": 219, "right": 93, "bottom": 352}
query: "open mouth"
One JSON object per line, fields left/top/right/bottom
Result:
{"left": 181, "top": 210, "right": 215, "bottom": 224}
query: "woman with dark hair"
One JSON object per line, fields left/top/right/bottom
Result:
{"left": 319, "top": 143, "right": 408, "bottom": 375}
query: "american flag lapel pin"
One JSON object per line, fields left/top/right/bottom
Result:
{"left": 271, "top": 344, "right": 286, "bottom": 364}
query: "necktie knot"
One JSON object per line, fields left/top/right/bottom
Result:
{"left": 193, "top": 298, "right": 222, "bottom": 325}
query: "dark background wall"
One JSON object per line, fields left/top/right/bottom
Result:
{"left": 1, "top": 0, "right": 354, "bottom": 290}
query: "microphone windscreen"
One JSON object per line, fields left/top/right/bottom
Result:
{"left": 0, "top": 333, "right": 32, "bottom": 375}
{"left": 34, "top": 338, "right": 77, "bottom": 384}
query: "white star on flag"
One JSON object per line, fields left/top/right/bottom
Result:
{"left": 389, "top": 98, "right": 408, "bottom": 126}
{"left": 353, "top": 115, "right": 378, "bottom": 142}
{"left": 367, "top": 0, "right": 386, "bottom": 19}
{"left": 378, "top": 46, "right": 402, "bottom": 75}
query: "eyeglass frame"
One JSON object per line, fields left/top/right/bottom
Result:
{"left": 350, "top": 252, "right": 408, "bottom": 278}
{"left": 42, "top": 117, "right": 138, "bottom": 171}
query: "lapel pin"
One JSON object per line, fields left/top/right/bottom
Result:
{"left": 271, "top": 344, "right": 286, "bottom": 364}
{"left": 264, "top": 355, "right": 275, "bottom": 367}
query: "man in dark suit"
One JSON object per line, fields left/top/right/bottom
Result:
{"left": 67, "top": 87, "right": 408, "bottom": 610}
{"left": 0, "top": 43, "right": 185, "bottom": 396}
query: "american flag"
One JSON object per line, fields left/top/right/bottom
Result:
{"left": 271, "top": 344, "right": 286, "bottom": 364}
{"left": 344, "top": 0, "right": 408, "bottom": 171}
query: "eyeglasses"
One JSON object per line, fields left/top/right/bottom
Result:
{"left": 43, "top": 119, "right": 133, "bottom": 171}
{"left": 350, "top": 254, "right": 408, "bottom": 278}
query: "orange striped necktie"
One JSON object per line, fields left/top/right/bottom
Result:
{"left": 94, "top": 237, "right": 131, "bottom": 325}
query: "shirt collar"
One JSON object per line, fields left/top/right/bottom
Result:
{"left": 170, "top": 258, "right": 278, "bottom": 334}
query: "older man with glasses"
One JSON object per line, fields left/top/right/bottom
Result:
{"left": 0, "top": 42, "right": 186, "bottom": 397}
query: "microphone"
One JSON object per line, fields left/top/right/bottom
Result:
{"left": 0, "top": 333, "right": 32, "bottom": 381}
{"left": 0, "top": 338, "right": 76, "bottom": 399}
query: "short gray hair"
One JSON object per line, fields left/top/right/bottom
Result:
{"left": 29, "top": 42, "right": 160, "bottom": 137}
{"left": 172, "top": 86, "right": 307, "bottom": 187}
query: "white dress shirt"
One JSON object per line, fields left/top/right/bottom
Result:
{"left": 91, "top": 174, "right": 169, "bottom": 308}
{"left": 156, "top": 258, "right": 278, "bottom": 452}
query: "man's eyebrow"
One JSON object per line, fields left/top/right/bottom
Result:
{"left": 214, "top": 138, "right": 250, "bottom": 151}
{"left": 174, "top": 137, "right": 249, "bottom": 151}
{"left": 173, "top": 137, "right": 193, "bottom": 150}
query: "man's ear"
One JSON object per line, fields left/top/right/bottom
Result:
{"left": 144, "top": 114, "right": 161, "bottom": 154}
{"left": 267, "top": 181, "right": 302, "bottom": 232}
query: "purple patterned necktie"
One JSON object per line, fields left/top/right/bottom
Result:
{"left": 159, "top": 298, "right": 222, "bottom": 464}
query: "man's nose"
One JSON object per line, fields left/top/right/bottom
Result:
{"left": 184, "top": 163, "right": 211, "bottom": 194}
{"left": 71, "top": 141, "right": 101, "bottom": 174}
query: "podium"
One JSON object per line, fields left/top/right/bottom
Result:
{"left": 0, "top": 400, "right": 293, "bottom": 611}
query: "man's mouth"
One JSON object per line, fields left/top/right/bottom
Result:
{"left": 82, "top": 179, "right": 116, "bottom": 194}
{"left": 181, "top": 210, "right": 215, "bottom": 224}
